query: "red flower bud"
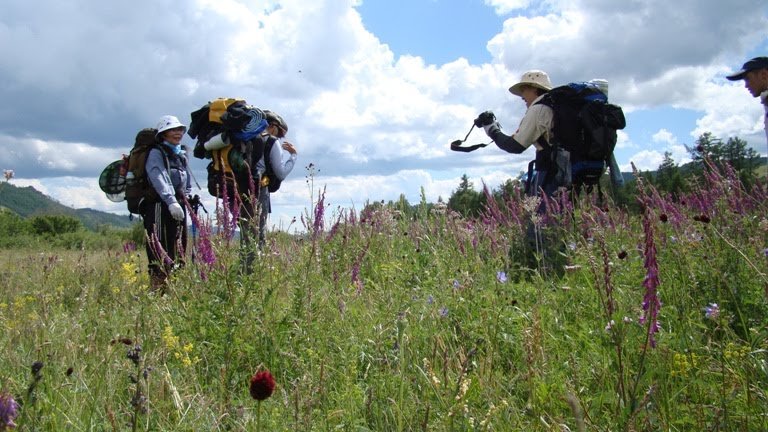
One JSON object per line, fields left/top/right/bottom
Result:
{"left": 249, "top": 370, "right": 275, "bottom": 401}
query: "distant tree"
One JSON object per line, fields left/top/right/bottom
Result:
{"left": 0, "top": 209, "right": 31, "bottom": 238}
{"left": 392, "top": 193, "right": 414, "bottom": 218}
{"left": 447, "top": 174, "right": 483, "bottom": 217}
{"left": 687, "top": 132, "right": 761, "bottom": 188}
{"left": 654, "top": 151, "right": 686, "bottom": 197}
{"left": 29, "top": 214, "right": 83, "bottom": 236}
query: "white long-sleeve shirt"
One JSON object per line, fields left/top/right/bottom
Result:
{"left": 256, "top": 136, "right": 297, "bottom": 181}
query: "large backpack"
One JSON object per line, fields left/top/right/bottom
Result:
{"left": 188, "top": 98, "right": 268, "bottom": 199}
{"left": 124, "top": 128, "right": 165, "bottom": 214}
{"left": 206, "top": 137, "right": 260, "bottom": 199}
{"left": 188, "top": 97, "right": 247, "bottom": 159}
{"left": 206, "top": 144, "right": 237, "bottom": 199}
{"left": 537, "top": 82, "right": 626, "bottom": 190}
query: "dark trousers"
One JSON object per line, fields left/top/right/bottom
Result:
{"left": 257, "top": 185, "right": 271, "bottom": 249}
{"left": 142, "top": 201, "right": 187, "bottom": 284}
{"left": 237, "top": 191, "right": 261, "bottom": 274}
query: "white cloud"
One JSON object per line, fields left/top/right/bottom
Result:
{"left": 484, "top": 0, "right": 533, "bottom": 15}
{"left": 0, "top": 0, "right": 766, "bottom": 231}
{"left": 624, "top": 150, "right": 665, "bottom": 172}
{"left": 652, "top": 129, "right": 677, "bottom": 146}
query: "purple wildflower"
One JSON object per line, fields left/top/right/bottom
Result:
{"left": 604, "top": 320, "right": 615, "bottom": 333}
{"left": 704, "top": 303, "right": 720, "bottom": 320}
{"left": 123, "top": 241, "right": 137, "bottom": 253}
{"left": 186, "top": 208, "right": 217, "bottom": 267}
{"left": 452, "top": 279, "right": 460, "bottom": 290}
{"left": 147, "top": 232, "right": 174, "bottom": 267}
{"left": 763, "top": 248, "right": 768, "bottom": 258}
{"left": 639, "top": 207, "right": 662, "bottom": 348}
{"left": 312, "top": 186, "right": 327, "bottom": 236}
{"left": 427, "top": 295, "right": 434, "bottom": 305}
{"left": 438, "top": 306, "right": 449, "bottom": 318}
{"left": 496, "top": 271, "right": 508, "bottom": 284}
{"left": 0, "top": 391, "right": 19, "bottom": 430}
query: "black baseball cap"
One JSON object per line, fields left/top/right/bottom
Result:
{"left": 726, "top": 56, "right": 768, "bottom": 81}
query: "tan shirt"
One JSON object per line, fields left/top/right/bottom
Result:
{"left": 511, "top": 94, "right": 554, "bottom": 151}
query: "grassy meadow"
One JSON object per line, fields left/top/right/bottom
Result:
{"left": 1, "top": 164, "right": 767, "bottom": 431}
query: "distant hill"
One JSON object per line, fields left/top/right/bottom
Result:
{"left": 0, "top": 183, "right": 134, "bottom": 230}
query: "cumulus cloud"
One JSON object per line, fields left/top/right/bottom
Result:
{"left": 0, "top": 0, "right": 766, "bottom": 230}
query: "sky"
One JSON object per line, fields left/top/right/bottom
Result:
{"left": 1, "top": 0, "right": 767, "bottom": 233}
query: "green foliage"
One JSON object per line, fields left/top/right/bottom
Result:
{"left": 1, "top": 159, "right": 767, "bottom": 431}
{"left": 653, "top": 151, "right": 687, "bottom": 197}
{"left": 29, "top": 214, "right": 83, "bottom": 236}
{"left": 688, "top": 132, "right": 761, "bottom": 188}
{"left": 447, "top": 174, "right": 485, "bottom": 216}
{"left": 0, "top": 181, "right": 134, "bottom": 230}
{"left": 0, "top": 131, "right": 767, "bottom": 430}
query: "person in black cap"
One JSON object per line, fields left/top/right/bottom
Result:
{"left": 726, "top": 56, "right": 768, "bottom": 146}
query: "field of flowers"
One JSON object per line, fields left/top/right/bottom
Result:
{"left": 1, "top": 163, "right": 767, "bottom": 431}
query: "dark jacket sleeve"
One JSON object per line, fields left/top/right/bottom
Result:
{"left": 488, "top": 127, "right": 527, "bottom": 154}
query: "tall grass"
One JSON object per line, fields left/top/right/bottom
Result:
{"left": 1, "top": 162, "right": 767, "bottom": 431}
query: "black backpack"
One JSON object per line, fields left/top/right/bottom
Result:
{"left": 537, "top": 82, "right": 626, "bottom": 188}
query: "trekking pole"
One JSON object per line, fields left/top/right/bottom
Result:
{"left": 187, "top": 194, "right": 206, "bottom": 265}
{"left": 187, "top": 167, "right": 203, "bottom": 191}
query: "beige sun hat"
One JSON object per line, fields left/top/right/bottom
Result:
{"left": 508, "top": 70, "right": 553, "bottom": 96}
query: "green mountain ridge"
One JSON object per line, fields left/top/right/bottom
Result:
{"left": 0, "top": 183, "right": 134, "bottom": 230}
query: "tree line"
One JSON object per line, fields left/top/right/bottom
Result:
{"left": 442, "top": 132, "right": 762, "bottom": 217}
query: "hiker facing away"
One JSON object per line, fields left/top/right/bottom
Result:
{"left": 726, "top": 56, "right": 768, "bottom": 149}
{"left": 255, "top": 110, "right": 297, "bottom": 251}
{"left": 144, "top": 115, "right": 191, "bottom": 291}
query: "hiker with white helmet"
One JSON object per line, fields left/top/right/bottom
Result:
{"left": 143, "top": 114, "right": 192, "bottom": 291}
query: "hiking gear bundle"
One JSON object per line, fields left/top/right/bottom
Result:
{"left": 188, "top": 98, "right": 267, "bottom": 159}
{"left": 188, "top": 98, "right": 269, "bottom": 199}
{"left": 536, "top": 81, "right": 626, "bottom": 191}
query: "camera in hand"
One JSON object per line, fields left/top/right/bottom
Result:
{"left": 473, "top": 111, "right": 496, "bottom": 128}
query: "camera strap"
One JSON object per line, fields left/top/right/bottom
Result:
{"left": 449, "top": 124, "right": 491, "bottom": 152}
